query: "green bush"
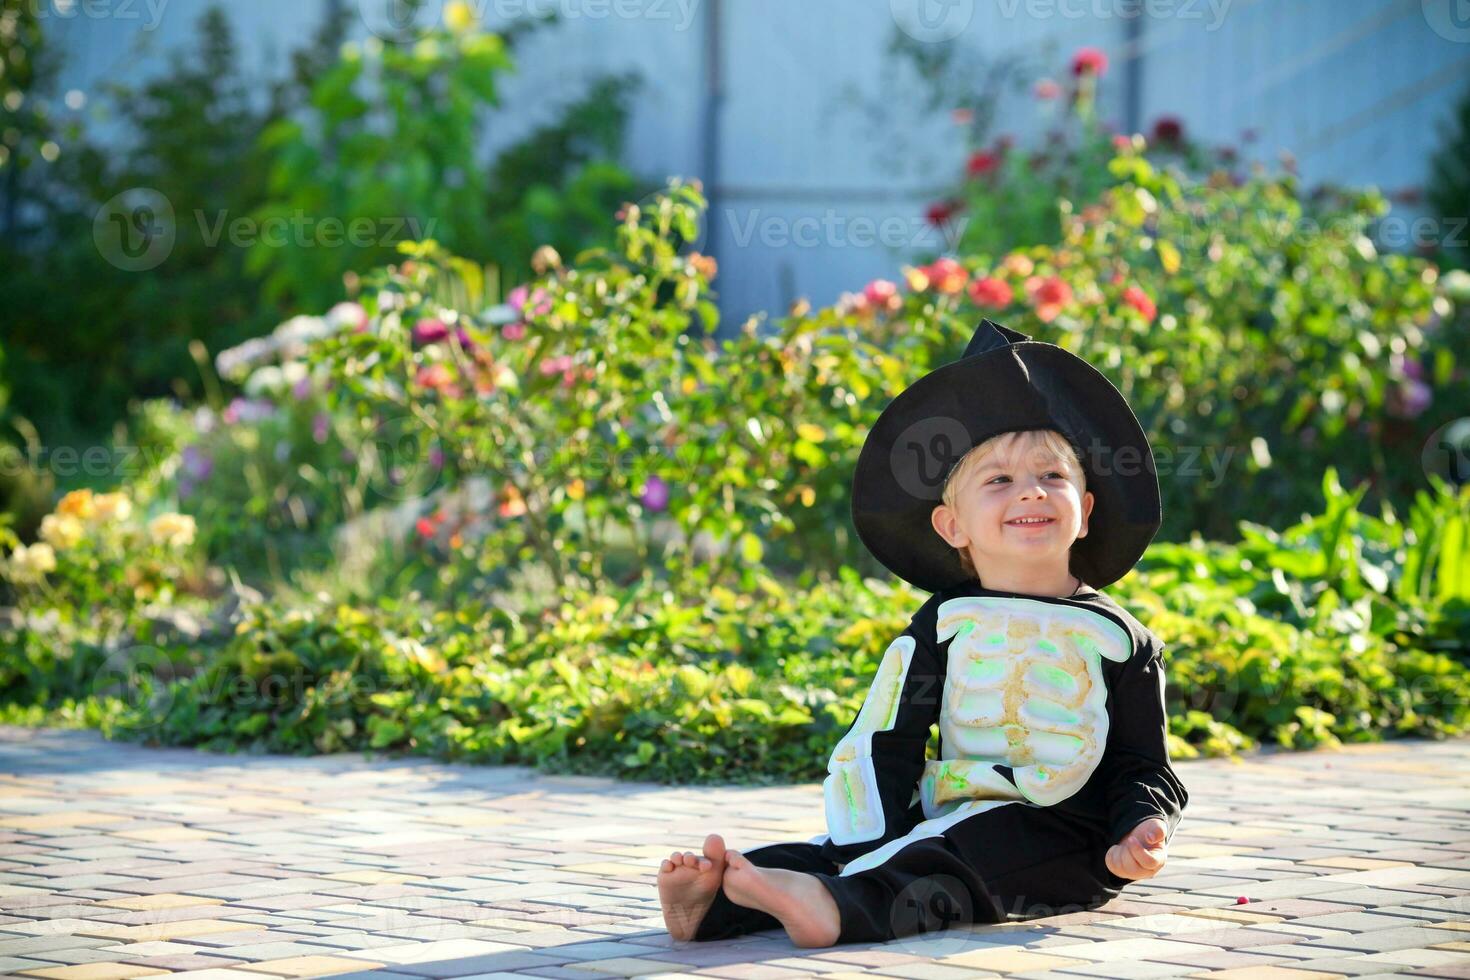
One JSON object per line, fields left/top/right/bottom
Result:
{"left": 5, "top": 470, "right": 1468, "bottom": 782}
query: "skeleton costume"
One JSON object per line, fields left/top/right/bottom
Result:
{"left": 693, "top": 319, "right": 1190, "bottom": 944}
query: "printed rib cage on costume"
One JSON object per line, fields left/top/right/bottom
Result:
{"left": 822, "top": 595, "right": 1134, "bottom": 848}
{"left": 926, "top": 596, "right": 1131, "bottom": 816}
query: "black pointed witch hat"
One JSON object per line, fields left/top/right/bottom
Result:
{"left": 849, "top": 318, "right": 1161, "bottom": 593}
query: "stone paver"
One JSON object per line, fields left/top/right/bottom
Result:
{"left": 1, "top": 726, "right": 1468, "bottom": 980}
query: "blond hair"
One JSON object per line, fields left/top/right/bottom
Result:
{"left": 939, "top": 428, "right": 1087, "bottom": 579}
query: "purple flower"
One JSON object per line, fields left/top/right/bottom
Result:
{"left": 1388, "top": 379, "right": 1432, "bottom": 420}
{"left": 312, "top": 412, "right": 331, "bottom": 445}
{"left": 639, "top": 475, "right": 670, "bottom": 513}
{"left": 429, "top": 445, "right": 446, "bottom": 469}
{"left": 222, "top": 397, "right": 276, "bottom": 425}
{"left": 455, "top": 327, "right": 477, "bottom": 350}
{"left": 1403, "top": 356, "right": 1425, "bottom": 382}
{"left": 292, "top": 376, "right": 313, "bottom": 401}
{"left": 412, "top": 318, "right": 450, "bottom": 345}
{"left": 182, "top": 444, "right": 214, "bottom": 481}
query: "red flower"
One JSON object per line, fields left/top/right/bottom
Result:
{"left": 1122, "top": 285, "right": 1157, "bottom": 323}
{"left": 1151, "top": 116, "right": 1185, "bottom": 146}
{"left": 416, "top": 517, "right": 436, "bottom": 539}
{"left": 925, "top": 257, "right": 969, "bottom": 295}
{"left": 926, "top": 199, "right": 963, "bottom": 226}
{"left": 1112, "top": 134, "right": 1134, "bottom": 152}
{"left": 967, "top": 276, "right": 1013, "bottom": 308}
{"left": 1026, "top": 275, "right": 1073, "bottom": 322}
{"left": 1071, "top": 47, "right": 1108, "bottom": 78}
{"left": 966, "top": 150, "right": 1000, "bottom": 178}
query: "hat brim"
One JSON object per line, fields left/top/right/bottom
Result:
{"left": 850, "top": 341, "right": 1161, "bottom": 593}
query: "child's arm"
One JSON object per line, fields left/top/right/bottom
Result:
{"left": 821, "top": 613, "right": 944, "bottom": 864}
{"left": 1104, "top": 635, "right": 1189, "bottom": 849}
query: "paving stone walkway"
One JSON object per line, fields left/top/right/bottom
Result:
{"left": 0, "top": 726, "right": 1467, "bottom": 980}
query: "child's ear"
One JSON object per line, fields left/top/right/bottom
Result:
{"left": 931, "top": 504, "right": 967, "bottom": 548}
{"left": 1077, "top": 490, "right": 1095, "bottom": 538}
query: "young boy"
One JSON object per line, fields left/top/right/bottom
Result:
{"left": 656, "top": 318, "right": 1189, "bottom": 947}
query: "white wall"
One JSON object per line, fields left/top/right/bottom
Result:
{"left": 41, "top": 0, "right": 1470, "bottom": 330}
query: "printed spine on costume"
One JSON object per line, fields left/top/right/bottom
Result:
{"left": 822, "top": 634, "right": 918, "bottom": 846}
{"left": 922, "top": 596, "right": 1132, "bottom": 819}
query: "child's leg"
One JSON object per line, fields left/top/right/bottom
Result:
{"left": 810, "top": 801, "right": 1120, "bottom": 943}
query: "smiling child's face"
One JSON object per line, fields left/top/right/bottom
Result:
{"left": 929, "top": 429, "right": 1094, "bottom": 580}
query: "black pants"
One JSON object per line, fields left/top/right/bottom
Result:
{"left": 693, "top": 802, "right": 1128, "bottom": 944}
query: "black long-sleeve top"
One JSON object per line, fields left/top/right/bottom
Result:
{"left": 818, "top": 578, "right": 1190, "bottom": 867}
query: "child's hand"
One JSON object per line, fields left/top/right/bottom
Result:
{"left": 1105, "top": 816, "right": 1169, "bottom": 881}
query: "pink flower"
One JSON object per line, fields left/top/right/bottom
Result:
{"left": 415, "top": 364, "right": 460, "bottom": 396}
{"left": 1071, "top": 47, "right": 1108, "bottom": 78}
{"left": 508, "top": 285, "right": 552, "bottom": 317}
{"left": 925, "top": 257, "right": 969, "bottom": 295}
{"left": 413, "top": 318, "right": 450, "bottom": 345}
{"left": 1034, "top": 78, "right": 1061, "bottom": 100}
{"left": 1112, "top": 134, "right": 1134, "bottom": 152}
{"left": 416, "top": 517, "right": 437, "bottom": 539}
{"left": 967, "top": 277, "right": 1013, "bottom": 308}
{"left": 501, "top": 322, "right": 527, "bottom": 341}
{"left": 1026, "top": 275, "right": 1073, "bottom": 322}
{"left": 292, "top": 376, "right": 313, "bottom": 401}
{"left": 950, "top": 107, "right": 974, "bottom": 125}
{"left": 864, "top": 279, "right": 899, "bottom": 311}
{"left": 1121, "top": 285, "right": 1157, "bottom": 323}
{"left": 327, "top": 301, "right": 370, "bottom": 333}
{"left": 639, "top": 475, "right": 670, "bottom": 513}
{"left": 455, "top": 327, "right": 478, "bottom": 349}
{"left": 538, "top": 354, "right": 574, "bottom": 378}
{"left": 312, "top": 412, "right": 330, "bottom": 445}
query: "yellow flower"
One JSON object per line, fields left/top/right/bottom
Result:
{"left": 4, "top": 543, "right": 57, "bottom": 584}
{"left": 90, "top": 492, "right": 133, "bottom": 525}
{"left": 444, "top": 0, "right": 478, "bottom": 33}
{"left": 566, "top": 478, "right": 586, "bottom": 501}
{"left": 148, "top": 513, "right": 197, "bottom": 549}
{"left": 39, "top": 514, "right": 84, "bottom": 550}
{"left": 56, "top": 488, "right": 96, "bottom": 520}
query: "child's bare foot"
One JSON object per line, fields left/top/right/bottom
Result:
{"left": 722, "top": 847, "right": 841, "bottom": 948}
{"left": 657, "top": 833, "right": 727, "bottom": 941}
